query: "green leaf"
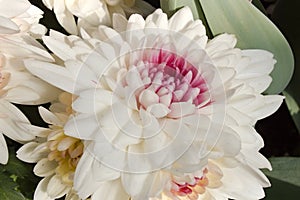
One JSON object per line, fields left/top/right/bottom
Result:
{"left": 160, "top": 0, "right": 201, "bottom": 19}
{"left": 0, "top": 140, "right": 40, "bottom": 200}
{"left": 3, "top": 149, "right": 33, "bottom": 179}
{"left": 0, "top": 171, "right": 26, "bottom": 200}
{"left": 199, "top": 0, "right": 294, "bottom": 94}
{"left": 251, "top": 0, "right": 266, "bottom": 14}
{"left": 265, "top": 177, "right": 300, "bottom": 199}
{"left": 282, "top": 91, "right": 300, "bottom": 133}
{"left": 283, "top": 91, "right": 300, "bottom": 115}
{"left": 160, "top": 0, "right": 212, "bottom": 37}
{"left": 263, "top": 157, "right": 300, "bottom": 187}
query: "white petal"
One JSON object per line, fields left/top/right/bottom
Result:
{"left": 42, "top": 33, "right": 77, "bottom": 61}
{"left": 91, "top": 138, "right": 129, "bottom": 170}
{"left": 15, "top": 77, "right": 62, "bottom": 105}
{"left": 121, "top": 172, "right": 166, "bottom": 199}
{"left": 211, "top": 127, "right": 241, "bottom": 157}
{"left": 139, "top": 89, "right": 159, "bottom": 108}
{"left": 168, "top": 102, "right": 196, "bottom": 118}
{"left": 229, "top": 94, "right": 256, "bottom": 109}
{"left": 241, "top": 149, "right": 272, "bottom": 170}
{"left": 47, "top": 175, "right": 69, "bottom": 198}
{"left": 34, "top": 177, "right": 53, "bottom": 200}
{"left": 246, "top": 76, "right": 272, "bottom": 94}
{"left": 79, "top": 51, "right": 110, "bottom": 78}
{"left": 0, "top": 16, "right": 19, "bottom": 34}
{"left": 139, "top": 108, "right": 161, "bottom": 138}
{"left": 246, "top": 95, "right": 284, "bottom": 120}
{"left": 112, "top": 13, "right": 128, "bottom": 32}
{"left": 64, "top": 114, "right": 99, "bottom": 140}
{"left": 206, "top": 33, "right": 237, "bottom": 56}
{"left": 219, "top": 164, "right": 269, "bottom": 199}
{"left": 53, "top": 0, "right": 78, "bottom": 34}
{"left": 38, "top": 107, "right": 63, "bottom": 126}
{"left": 74, "top": 151, "right": 102, "bottom": 199}
{"left": 127, "top": 14, "right": 146, "bottom": 31}
{"left": 0, "top": 35, "right": 53, "bottom": 61}
{"left": 91, "top": 179, "right": 130, "bottom": 200}
{"left": 233, "top": 126, "right": 263, "bottom": 147}
{"left": 168, "top": 7, "right": 194, "bottom": 31}
{"left": 34, "top": 158, "right": 56, "bottom": 177}
{"left": 42, "top": 0, "right": 53, "bottom": 9}
{"left": 14, "top": 122, "right": 48, "bottom": 138}
{"left": 17, "top": 142, "right": 49, "bottom": 163}
{"left": 25, "top": 59, "right": 77, "bottom": 94}
{"left": 5, "top": 87, "right": 40, "bottom": 104}
{"left": 145, "top": 9, "right": 168, "bottom": 29}
{"left": 0, "top": 133, "right": 8, "bottom": 164}
{"left": 227, "top": 107, "right": 255, "bottom": 125}
{"left": 147, "top": 103, "right": 170, "bottom": 118}
{"left": 72, "top": 89, "right": 112, "bottom": 114}
{"left": 0, "top": 100, "right": 29, "bottom": 122}
{"left": 0, "top": 0, "right": 30, "bottom": 18}
{"left": 91, "top": 159, "right": 120, "bottom": 182}
{"left": 0, "top": 101, "right": 34, "bottom": 141}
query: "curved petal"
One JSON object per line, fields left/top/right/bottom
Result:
{"left": 0, "top": 16, "right": 19, "bottom": 34}
{"left": 17, "top": 142, "right": 49, "bottom": 163}
{"left": 53, "top": 0, "right": 78, "bottom": 34}
{"left": 34, "top": 177, "right": 53, "bottom": 200}
{"left": 73, "top": 150, "right": 103, "bottom": 199}
{"left": 91, "top": 179, "right": 130, "bottom": 200}
{"left": 0, "top": 0, "right": 30, "bottom": 18}
{"left": 0, "top": 133, "right": 8, "bottom": 164}
{"left": 47, "top": 175, "right": 69, "bottom": 199}
{"left": 168, "top": 7, "right": 194, "bottom": 32}
{"left": 0, "top": 100, "right": 34, "bottom": 141}
{"left": 33, "top": 158, "right": 57, "bottom": 177}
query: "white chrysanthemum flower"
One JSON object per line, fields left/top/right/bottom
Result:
{"left": 0, "top": 52, "right": 60, "bottom": 105}
{"left": 17, "top": 92, "right": 84, "bottom": 200}
{"left": 25, "top": 7, "right": 283, "bottom": 200}
{"left": 0, "top": 0, "right": 46, "bottom": 37}
{"left": 151, "top": 124, "right": 272, "bottom": 200}
{"left": 0, "top": 0, "right": 61, "bottom": 104}
{"left": 42, "top": 0, "right": 154, "bottom": 35}
{"left": 0, "top": 100, "right": 44, "bottom": 164}
{"left": 0, "top": 0, "right": 61, "bottom": 165}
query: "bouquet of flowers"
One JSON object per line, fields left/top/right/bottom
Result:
{"left": 0, "top": 0, "right": 299, "bottom": 199}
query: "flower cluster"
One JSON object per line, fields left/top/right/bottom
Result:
{"left": 0, "top": 0, "right": 286, "bottom": 200}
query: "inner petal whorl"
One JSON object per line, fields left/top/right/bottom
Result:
{"left": 133, "top": 49, "right": 209, "bottom": 110}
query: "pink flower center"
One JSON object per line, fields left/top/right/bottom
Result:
{"left": 137, "top": 49, "right": 209, "bottom": 109}
{"left": 171, "top": 169, "right": 209, "bottom": 198}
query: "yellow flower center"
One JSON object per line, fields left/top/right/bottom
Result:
{"left": 47, "top": 128, "right": 84, "bottom": 185}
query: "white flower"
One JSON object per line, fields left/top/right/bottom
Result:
{"left": 0, "top": 0, "right": 61, "bottom": 164}
{"left": 42, "top": 0, "right": 154, "bottom": 35}
{"left": 0, "top": 0, "right": 61, "bottom": 105}
{"left": 0, "top": 100, "right": 43, "bottom": 164}
{"left": 17, "top": 92, "right": 83, "bottom": 200}
{"left": 0, "top": 0, "right": 46, "bottom": 37}
{"left": 0, "top": 52, "right": 60, "bottom": 105}
{"left": 25, "top": 7, "right": 283, "bottom": 200}
{"left": 153, "top": 124, "right": 272, "bottom": 200}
